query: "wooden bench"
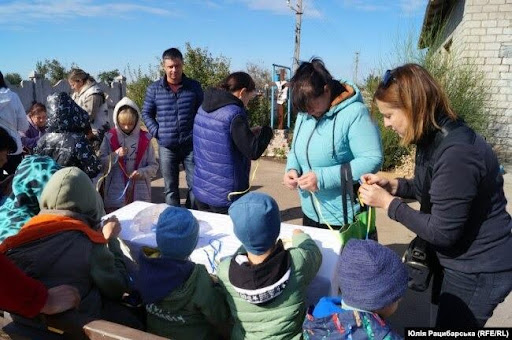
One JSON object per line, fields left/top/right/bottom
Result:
{"left": 1, "top": 313, "right": 167, "bottom": 340}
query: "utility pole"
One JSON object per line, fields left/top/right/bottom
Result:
{"left": 354, "top": 51, "right": 360, "bottom": 84}
{"left": 288, "top": 0, "right": 303, "bottom": 72}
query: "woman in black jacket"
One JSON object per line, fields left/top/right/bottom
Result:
{"left": 358, "top": 63, "right": 512, "bottom": 328}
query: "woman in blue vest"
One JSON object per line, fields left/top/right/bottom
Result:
{"left": 283, "top": 58, "right": 383, "bottom": 228}
{"left": 193, "top": 72, "right": 273, "bottom": 214}
{"left": 358, "top": 63, "right": 512, "bottom": 328}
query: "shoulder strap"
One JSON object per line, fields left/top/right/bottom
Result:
{"left": 134, "top": 131, "right": 151, "bottom": 170}
{"left": 340, "top": 163, "right": 357, "bottom": 225}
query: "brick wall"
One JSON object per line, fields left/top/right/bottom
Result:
{"left": 445, "top": 0, "right": 512, "bottom": 163}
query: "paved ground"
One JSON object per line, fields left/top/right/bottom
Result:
{"left": 151, "top": 158, "right": 512, "bottom": 332}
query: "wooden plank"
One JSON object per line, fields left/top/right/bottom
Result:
{"left": 83, "top": 320, "right": 168, "bottom": 340}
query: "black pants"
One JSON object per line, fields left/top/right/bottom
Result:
{"left": 195, "top": 199, "right": 229, "bottom": 215}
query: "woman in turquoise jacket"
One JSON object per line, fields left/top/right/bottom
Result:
{"left": 284, "top": 58, "right": 382, "bottom": 228}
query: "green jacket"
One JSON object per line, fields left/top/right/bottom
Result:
{"left": 145, "top": 263, "right": 231, "bottom": 339}
{"left": 217, "top": 232, "right": 322, "bottom": 340}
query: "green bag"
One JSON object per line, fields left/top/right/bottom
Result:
{"left": 338, "top": 163, "right": 378, "bottom": 248}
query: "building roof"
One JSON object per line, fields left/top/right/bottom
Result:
{"left": 419, "top": 0, "right": 454, "bottom": 49}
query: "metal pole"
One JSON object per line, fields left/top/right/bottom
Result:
{"left": 289, "top": 0, "right": 303, "bottom": 73}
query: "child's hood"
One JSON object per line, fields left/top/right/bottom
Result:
{"left": 112, "top": 97, "right": 141, "bottom": 136}
{"left": 45, "top": 92, "right": 90, "bottom": 133}
{"left": 39, "top": 167, "right": 105, "bottom": 225}
{"left": 136, "top": 247, "right": 195, "bottom": 304}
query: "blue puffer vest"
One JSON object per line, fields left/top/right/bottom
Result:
{"left": 141, "top": 76, "right": 203, "bottom": 148}
{"left": 193, "top": 103, "right": 249, "bottom": 208}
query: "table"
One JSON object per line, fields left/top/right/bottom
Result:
{"left": 108, "top": 201, "right": 343, "bottom": 305}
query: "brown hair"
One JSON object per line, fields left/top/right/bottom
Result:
{"left": 27, "top": 102, "right": 46, "bottom": 116}
{"left": 68, "top": 68, "right": 95, "bottom": 83}
{"left": 373, "top": 63, "right": 457, "bottom": 145}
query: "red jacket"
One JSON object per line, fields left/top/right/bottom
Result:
{"left": 0, "top": 253, "right": 47, "bottom": 317}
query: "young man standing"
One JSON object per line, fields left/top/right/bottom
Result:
{"left": 142, "top": 48, "right": 203, "bottom": 207}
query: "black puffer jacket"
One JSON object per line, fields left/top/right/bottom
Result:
{"left": 34, "top": 92, "right": 101, "bottom": 178}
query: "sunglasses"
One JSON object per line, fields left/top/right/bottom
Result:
{"left": 381, "top": 69, "right": 395, "bottom": 88}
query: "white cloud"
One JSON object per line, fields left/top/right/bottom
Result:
{"left": 0, "top": 0, "right": 176, "bottom": 24}
{"left": 399, "top": 0, "right": 426, "bottom": 15}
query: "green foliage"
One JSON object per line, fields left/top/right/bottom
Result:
{"left": 35, "top": 59, "right": 68, "bottom": 84}
{"left": 98, "top": 69, "right": 120, "bottom": 84}
{"left": 246, "top": 62, "right": 272, "bottom": 127}
{"left": 183, "top": 42, "right": 230, "bottom": 89}
{"left": 4, "top": 73, "right": 22, "bottom": 87}
{"left": 125, "top": 64, "right": 159, "bottom": 111}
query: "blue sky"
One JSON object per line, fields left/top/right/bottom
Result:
{"left": 0, "top": 0, "right": 427, "bottom": 83}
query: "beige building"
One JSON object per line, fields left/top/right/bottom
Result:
{"left": 419, "top": 0, "right": 512, "bottom": 163}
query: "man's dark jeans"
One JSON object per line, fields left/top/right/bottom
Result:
{"left": 159, "top": 143, "right": 194, "bottom": 208}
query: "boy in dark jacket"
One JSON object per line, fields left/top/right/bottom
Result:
{"left": 137, "top": 206, "right": 230, "bottom": 339}
{"left": 303, "top": 239, "right": 407, "bottom": 340}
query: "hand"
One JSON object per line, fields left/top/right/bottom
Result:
{"left": 358, "top": 183, "right": 395, "bottom": 211}
{"left": 361, "top": 173, "right": 398, "bottom": 195}
{"left": 292, "top": 229, "right": 304, "bottom": 235}
{"left": 129, "top": 170, "right": 141, "bottom": 180}
{"left": 115, "top": 146, "right": 128, "bottom": 158}
{"left": 297, "top": 171, "right": 318, "bottom": 192}
{"left": 40, "top": 285, "right": 80, "bottom": 315}
{"left": 283, "top": 170, "right": 299, "bottom": 190}
{"left": 102, "top": 215, "right": 121, "bottom": 240}
{"left": 250, "top": 126, "right": 262, "bottom": 135}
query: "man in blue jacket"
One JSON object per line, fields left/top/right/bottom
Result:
{"left": 142, "top": 48, "right": 203, "bottom": 207}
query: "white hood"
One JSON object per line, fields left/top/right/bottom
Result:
{"left": 112, "top": 97, "right": 141, "bottom": 137}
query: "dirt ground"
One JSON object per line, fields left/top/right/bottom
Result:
{"left": 151, "top": 157, "right": 512, "bottom": 333}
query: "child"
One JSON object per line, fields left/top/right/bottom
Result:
{"left": 33, "top": 92, "right": 101, "bottom": 178}
{"left": 20, "top": 102, "right": 47, "bottom": 153}
{"left": 99, "top": 97, "right": 158, "bottom": 212}
{"left": 217, "top": 192, "right": 322, "bottom": 340}
{"left": 136, "top": 206, "right": 230, "bottom": 339}
{"left": 303, "top": 239, "right": 407, "bottom": 339}
{"left": 0, "top": 167, "right": 141, "bottom": 337}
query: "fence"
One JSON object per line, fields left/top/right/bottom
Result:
{"left": 8, "top": 71, "right": 127, "bottom": 111}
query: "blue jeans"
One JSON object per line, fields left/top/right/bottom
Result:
{"left": 159, "top": 144, "right": 194, "bottom": 208}
{"left": 436, "top": 267, "right": 512, "bottom": 328}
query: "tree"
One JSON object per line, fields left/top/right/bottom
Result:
{"left": 125, "top": 64, "right": 160, "bottom": 111}
{"left": 246, "top": 62, "right": 272, "bottom": 127}
{"left": 98, "top": 69, "right": 120, "bottom": 84}
{"left": 183, "top": 42, "right": 230, "bottom": 89}
{"left": 4, "top": 73, "right": 22, "bottom": 87}
{"left": 35, "top": 59, "right": 68, "bottom": 84}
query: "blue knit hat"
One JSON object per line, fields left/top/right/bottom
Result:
{"left": 339, "top": 239, "right": 408, "bottom": 311}
{"left": 228, "top": 192, "right": 281, "bottom": 255}
{"left": 155, "top": 207, "right": 199, "bottom": 259}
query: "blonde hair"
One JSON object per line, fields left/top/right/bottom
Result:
{"left": 117, "top": 107, "right": 138, "bottom": 125}
{"left": 373, "top": 63, "right": 457, "bottom": 145}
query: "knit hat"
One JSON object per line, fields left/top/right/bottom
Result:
{"left": 339, "top": 239, "right": 408, "bottom": 311}
{"left": 156, "top": 207, "right": 199, "bottom": 259}
{"left": 228, "top": 192, "right": 281, "bottom": 255}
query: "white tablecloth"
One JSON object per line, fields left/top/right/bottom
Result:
{"left": 109, "top": 201, "right": 342, "bottom": 305}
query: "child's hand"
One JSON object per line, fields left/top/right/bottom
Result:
{"left": 129, "top": 170, "right": 141, "bottom": 180}
{"left": 115, "top": 146, "right": 128, "bottom": 158}
{"left": 293, "top": 229, "right": 304, "bottom": 235}
{"left": 102, "top": 215, "right": 121, "bottom": 240}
